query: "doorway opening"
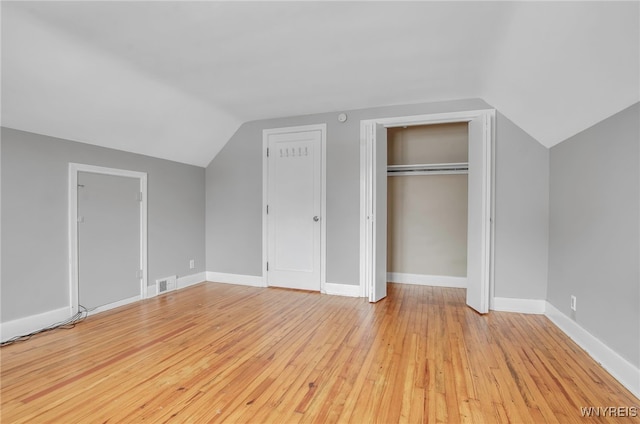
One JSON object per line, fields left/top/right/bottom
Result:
{"left": 68, "top": 163, "right": 148, "bottom": 316}
{"left": 387, "top": 122, "right": 469, "bottom": 289}
{"left": 359, "top": 109, "right": 495, "bottom": 313}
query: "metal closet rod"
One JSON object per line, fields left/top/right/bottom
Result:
{"left": 387, "top": 162, "right": 468, "bottom": 176}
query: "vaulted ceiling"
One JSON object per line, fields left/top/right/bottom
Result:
{"left": 2, "top": 1, "right": 638, "bottom": 167}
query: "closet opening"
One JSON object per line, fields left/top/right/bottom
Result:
{"left": 360, "top": 108, "right": 493, "bottom": 311}
{"left": 386, "top": 122, "right": 469, "bottom": 289}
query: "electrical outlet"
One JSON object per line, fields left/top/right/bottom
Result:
{"left": 570, "top": 295, "right": 577, "bottom": 311}
{"left": 189, "top": 259, "right": 195, "bottom": 269}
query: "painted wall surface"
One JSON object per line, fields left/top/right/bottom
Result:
{"left": 388, "top": 175, "right": 468, "bottom": 277}
{"left": 206, "top": 98, "right": 550, "bottom": 301}
{"left": 387, "top": 123, "right": 469, "bottom": 165}
{"left": 77, "top": 172, "right": 140, "bottom": 309}
{"left": 387, "top": 123, "right": 468, "bottom": 277}
{"left": 1, "top": 128, "right": 206, "bottom": 322}
{"left": 548, "top": 103, "right": 639, "bottom": 367}
{"left": 493, "top": 113, "right": 550, "bottom": 300}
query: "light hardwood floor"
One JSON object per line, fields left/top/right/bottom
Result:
{"left": 1, "top": 282, "right": 637, "bottom": 423}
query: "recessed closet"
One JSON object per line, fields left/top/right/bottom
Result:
{"left": 387, "top": 122, "right": 469, "bottom": 287}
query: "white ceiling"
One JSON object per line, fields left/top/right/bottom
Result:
{"left": 2, "top": 1, "right": 638, "bottom": 167}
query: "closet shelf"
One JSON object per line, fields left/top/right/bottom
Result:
{"left": 387, "top": 162, "right": 468, "bottom": 176}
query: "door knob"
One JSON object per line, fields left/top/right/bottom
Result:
{"left": 313, "top": 216, "right": 320, "bottom": 222}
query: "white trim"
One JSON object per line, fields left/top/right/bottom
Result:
{"left": 359, "top": 119, "right": 371, "bottom": 298}
{"left": 177, "top": 272, "right": 206, "bottom": 290}
{"left": 206, "top": 272, "right": 265, "bottom": 288}
{"left": 359, "top": 109, "right": 495, "bottom": 309}
{"left": 87, "top": 295, "right": 140, "bottom": 317}
{"left": 1, "top": 307, "right": 69, "bottom": 343}
{"left": 489, "top": 111, "right": 497, "bottom": 311}
{"left": 387, "top": 273, "right": 467, "bottom": 288}
{"left": 68, "top": 163, "right": 148, "bottom": 316}
{"left": 545, "top": 302, "right": 640, "bottom": 399}
{"left": 262, "top": 124, "right": 327, "bottom": 292}
{"left": 376, "top": 109, "right": 496, "bottom": 128}
{"left": 323, "top": 283, "right": 362, "bottom": 297}
{"left": 491, "top": 297, "right": 546, "bottom": 314}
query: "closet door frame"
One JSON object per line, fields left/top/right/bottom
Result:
{"left": 359, "top": 109, "right": 496, "bottom": 310}
{"left": 68, "top": 163, "right": 148, "bottom": 317}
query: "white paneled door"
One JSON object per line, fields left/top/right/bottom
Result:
{"left": 265, "top": 125, "right": 325, "bottom": 291}
{"left": 465, "top": 114, "right": 492, "bottom": 314}
{"left": 371, "top": 124, "right": 388, "bottom": 302}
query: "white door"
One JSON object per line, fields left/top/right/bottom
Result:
{"left": 265, "top": 126, "right": 324, "bottom": 291}
{"left": 465, "top": 114, "right": 491, "bottom": 313}
{"left": 78, "top": 172, "right": 140, "bottom": 310}
{"left": 370, "top": 124, "right": 387, "bottom": 302}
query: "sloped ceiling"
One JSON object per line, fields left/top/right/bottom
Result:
{"left": 2, "top": 1, "right": 638, "bottom": 167}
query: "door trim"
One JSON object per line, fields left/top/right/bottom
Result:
{"left": 359, "top": 109, "right": 496, "bottom": 308}
{"left": 262, "top": 124, "right": 327, "bottom": 291}
{"left": 68, "top": 163, "right": 148, "bottom": 316}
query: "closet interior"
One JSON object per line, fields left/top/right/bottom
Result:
{"left": 387, "top": 122, "right": 469, "bottom": 286}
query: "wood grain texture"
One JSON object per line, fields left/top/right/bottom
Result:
{"left": 1, "top": 282, "right": 637, "bottom": 423}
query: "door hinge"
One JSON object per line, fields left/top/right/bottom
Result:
{"left": 266, "top": 204, "right": 269, "bottom": 214}
{"left": 138, "top": 192, "right": 143, "bottom": 202}
{"left": 266, "top": 262, "right": 269, "bottom": 271}
{"left": 267, "top": 148, "right": 270, "bottom": 157}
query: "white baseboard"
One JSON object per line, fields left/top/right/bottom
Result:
{"left": 1, "top": 307, "right": 70, "bottom": 343}
{"left": 545, "top": 302, "right": 640, "bottom": 400}
{"left": 492, "top": 297, "right": 546, "bottom": 314}
{"left": 206, "top": 271, "right": 265, "bottom": 287}
{"left": 323, "top": 282, "right": 362, "bottom": 297}
{"left": 387, "top": 272, "right": 467, "bottom": 288}
{"left": 87, "top": 295, "right": 140, "bottom": 317}
{"left": 178, "top": 272, "right": 206, "bottom": 289}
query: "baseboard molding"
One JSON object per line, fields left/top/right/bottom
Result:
{"left": 1, "top": 307, "right": 70, "bottom": 343}
{"left": 177, "top": 272, "right": 206, "bottom": 290}
{"left": 387, "top": 272, "right": 467, "bottom": 288}
{"left": 545, "top": 302, "right": 640, "bottom": 400}
{"left": 323, "top": 282, "right": 362, "bottom": 297}
{"left": 87, "top": 295, "right": 140, "bottom": 317}
{"left": 206, "top": 271, "right": 265, "bottom": 288}
{"left": 492, "top": 297, "right": 546, "bottom": 314}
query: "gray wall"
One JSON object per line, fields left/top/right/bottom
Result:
{"left": 494, "top": 113, "right": 549, "bottom": 300}
{"left": 1, "top": 127, "right": 206, "bottom": 322}
{"left": 206, "top": 98, "right": 550, "bottom": 301}
{"left": 548, "top": 103, "right": 639, "bottom": 367}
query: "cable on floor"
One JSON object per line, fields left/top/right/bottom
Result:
{"left": 0, "top": 305, "right": 89, "bottom": 347}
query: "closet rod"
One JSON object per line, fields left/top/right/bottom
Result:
{"left": 387, "top": 162, "right": 468, "bottom": 176}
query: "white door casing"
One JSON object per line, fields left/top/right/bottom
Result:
{"left": 69, "top": 163, "right": 148, "bottom": 316}
{"left": 360, "top": 109, "right": 494, "bottom": 311}
{"left": 263, "top": 124, "right": 326, "bottom": 291}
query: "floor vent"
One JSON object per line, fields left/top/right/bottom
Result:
{"left": 156, "top": 275, "right": 177, "bottom": 295}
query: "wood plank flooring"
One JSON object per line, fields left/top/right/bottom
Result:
{"left": 1, "top": 282, "right": 637, "bottom": 423}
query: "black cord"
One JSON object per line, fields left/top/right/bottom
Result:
{"left": 0, "top": 305, "right": 89, "bottom": 347}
